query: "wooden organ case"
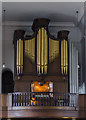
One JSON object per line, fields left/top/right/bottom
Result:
{"left": 13, "top": 18, "right": 69, "bottom": 93}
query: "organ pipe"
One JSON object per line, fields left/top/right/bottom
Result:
{"left": 25, "top": 37, "right": 35, "bottom": 63}
{"left": 37, "top": 27, "right": 48, "bottom": 75}
{"left": 17, "top": 39, "right": 23, "bottom": 74}
{"left": 14, "top": 30, "right": 25, "bottom": 75}
{"left": 58, "top": 30, "right": 69, "bottom": 75}
{"left": 49, "top": 38, "right": 59, "bottom": 63}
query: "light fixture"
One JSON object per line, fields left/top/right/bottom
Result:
{"left": 58, "top": 30, "right": 69, "bottom": 75}
{"left": 3, "top": 10, "right": 6, "bottom": 68}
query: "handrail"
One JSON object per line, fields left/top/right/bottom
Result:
{"left": 11, "top": 92, "right": 78, "bottom": 108}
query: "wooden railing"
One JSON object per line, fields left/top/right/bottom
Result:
{"left": 12, "top": 92, "right": 78, "bottom": 108}
{"left": 1, "top": 93, "right": 86, "bottom": 118}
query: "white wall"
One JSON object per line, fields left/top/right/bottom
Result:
{"left": 0, "top": 1, "right": 2, "bottom": 94}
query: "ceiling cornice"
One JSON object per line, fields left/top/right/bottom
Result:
{"left": 3, "top": 21, "right": 75, "bottom": 27}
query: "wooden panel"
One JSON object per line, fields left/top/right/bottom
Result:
{"left": 79, "top": 94, "right": 86, "bottom": 110}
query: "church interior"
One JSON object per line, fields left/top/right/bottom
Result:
{"left": 0, "top": 1, "right": 86, "bottom": 120}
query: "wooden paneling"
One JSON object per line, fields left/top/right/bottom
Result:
{"left": 79, "top": 94, "right": 86, "bottom": 110}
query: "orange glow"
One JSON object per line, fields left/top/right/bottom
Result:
{"left": 32, "top": 81, "right": 51, "bottom": 92}
{"left": 30, "top": 97, "right": 39, "bottom": 106}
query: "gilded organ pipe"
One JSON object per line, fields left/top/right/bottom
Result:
{"left": 65, "top": 40, "right": 68, "bottom": 74}
{"left": 37, "top": 28, "right": 48, "bottom": 75}
{"left": 37, "top": 29, "right": 41, "bottom": 74}
{"left": 58, "top": 30, "right": 69, "bottom": 75}
{"left": 25, "top": 37, "right": 35, "bottom": 64}
{"left": 17, "top": 40, "right": 19, "bottom": 74}
{"left": 14, "top": 30, "right": 25, "bottom": 75}
{"left": 44, "top": 29, "right": 48, "bottom": 74}
{"left": 17, "top": 39, "right": 23, "bottom": 74}
{"left": 61, "top": 40, "right": 64, "bottom": 74}
{"left": 41, "top": 28, "right": 44, "bottom": 74}
{"left": 49, "top": 38, "right": 59, "bottom": 64}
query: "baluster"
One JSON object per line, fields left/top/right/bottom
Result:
{"left": 62, "top": 94, "right": 63, "bottom": 106}
{"left": 26, "top": 93, "right": 27, "bottom": 106}
{"left": 67, "top": 94, "right": 68, "bottom": 106}
{"left": 35, "top": 93, "right": 37, "bottom": 106}
{"left": 54, "top": 93, "right": 56, "bottom": 106}
{"left": 47, "top": 92, "right": 48, "bottom": 106}
{"left": 15, "top": 94, "right": 17, "bottom": 106}
{"left": 19, "top": 93, "right": 21, "bottom": 106}
{"left": 70, "top": 94, "right": 71, "bottom": 107}
{"left": 43, "top": 93, "right": 45, "bottom": 106}
{"left": 27, "top": 92, "right": 29, "bottom": 106}
{"left": 18, "top": 93, "right": 20, "bottom": 106}
{"left": 65, "top": 93, "right": 66, "bottom": 106}
{"left": 22, "top": 93, "right": 23, "bottom": 106}
{"left": 25, "top": 93, "right": 26, "bottom": 106}
{"left": 15, "top": 94, "right": 16, "bottom": 106}
{"left": 19, "top": 93, "right": 20, "bottom": 106}
{"left": 21, "top": 93, "right": 23, "bottom": 106}
{"left": 40, "top": 92, "right": 41, "bottom": 106}
{"left": 73, "top": 95, "right": 74, "bottom": 107}
{"left": 61, "top": 94, "right": 63, "bottom": 106}
{"left": 23, "top": 93, "right": 24, "bottom": 106}
{"left": 59, "top": 95, "right": 60, "bottom": 106}
{"left": 46, "top": 93, "right": 48, "bottom": 106}
{"left": 17, "top": 94, "right": 18, "bottom": 106}
{"left": 50, "top": 93, "right": 51, "bottom": 106}
{"left": 68, "top": 94, "right": 69, "bottom": 106}
{"left": 66, "top": 94, "right": 67, "bottom": 106}
{"left": 71, "top": 94, "right": 72, "bottom": 107}
{"left": 60, "top": 94, "right": 62, "bottom": 106}
{"left": 69, "top": 94, "right": 70, "bottom": 106}
{"left": 56, "top": 93, "right": 58, "bottom": 106}
{"left": 24, "top": 93, "right": 25, "bottom": 106}
{"left": 13, "top": 94, "right": 15, "bottom": 106}
{"left": 29, "top": 92, "right": 31, "bottom": 106}
{"left": 35, "top": 92, "right": 37, "bottom": 106}
{"left": 64, "top": 93, "right": 65, "bottom": 106}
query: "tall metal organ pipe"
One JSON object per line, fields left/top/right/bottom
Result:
{"left": 14, "top": 30, "right": 25, "bottom": 75}
{"left": 58, "top": 30, "right": 69, "bottom": 75}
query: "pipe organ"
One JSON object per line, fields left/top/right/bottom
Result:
{"left": 14, "top": 18, "right": 69, "bottom": 77}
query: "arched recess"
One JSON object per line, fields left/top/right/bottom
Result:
{"left": 2, "top": 68, "right": 14, "bottom": 93}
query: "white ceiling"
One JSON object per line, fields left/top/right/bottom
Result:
{"left": 2, "top": 2, "right": 84, "bottom": 23}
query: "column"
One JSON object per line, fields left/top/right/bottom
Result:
{"left": 69, "top": 41, "right": 78, "bottom": 93}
